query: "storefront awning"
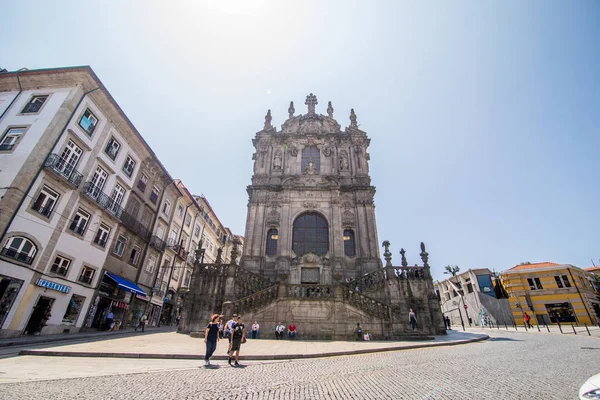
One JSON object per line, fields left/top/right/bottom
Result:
{"left": 105, "top": 272, "right": 147, "bottom": 296}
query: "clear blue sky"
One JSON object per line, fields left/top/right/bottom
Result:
{"left": 2, "top": 1, "right": 598, "bottom": 280}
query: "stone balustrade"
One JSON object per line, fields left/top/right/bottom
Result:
{"left": 348, "top": 266, "right": 426, "bottom": 294}
{"left": 285, "top": 284, "right": 336, "bottom": 299}
{"left": 343, "top": 288, "right": 390, "bottom": 320}
{"left": 232, "top": 284, "right": 279, "bottom": 315}
{"left": 234, "top": 265, "right": 274, "bottom": 298}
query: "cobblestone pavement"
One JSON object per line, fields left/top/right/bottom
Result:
{"left": 2, "top": 329, "right": 600, "bottom": 399}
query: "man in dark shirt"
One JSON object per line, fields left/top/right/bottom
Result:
{"left": 204, "top": 314, "right": 220, "bottom": 366}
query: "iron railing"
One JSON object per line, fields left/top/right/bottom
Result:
{"left": 44, "top": 154, "right": 84, "bottom": 188}
{"left": 82, "top": 182, "right": 125, "bottom": 220}
{"left": 1, "top": 247, "right": 34, "bottom": 265}
{"left": 149, "top": 235, "right": 167, "bottom": 252}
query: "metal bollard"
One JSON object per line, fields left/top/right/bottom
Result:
{"left": 524, "top": 323, "right": 528, "bottom": 331}
{"left": 558, "top": 323, "right": 563, "bottom": 333}
{"left": 514, "top": 322, "right": 517, "bottom": 331}
{"left": 572, "top": 324, "right": 577, "bottom": 335}
{"left": 585, "top": 323, "right": 591, "bottom": 336}
{"left": 536, "top": 323, "right": 540, "bottom": 332}
{"left": 504, "top": 321, "right": 508, "bottom": 330}
{"left": 545, "top": 323, "right": 549, "bottom": 332}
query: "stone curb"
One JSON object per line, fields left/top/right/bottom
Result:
{"left": 18, "top": 334, "right": 489, "bottom": 360}
{"left": 0, "top": 328, "right": 171, "bottom": 348}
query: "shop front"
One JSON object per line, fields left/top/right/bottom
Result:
{"left": 0, "top": 274, "right": 24, "bottom": 330}
{"left": 86, "top": 272, "right": 147, "bottom": 330}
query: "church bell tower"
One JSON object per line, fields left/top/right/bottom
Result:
{"left": 241, "top": 94, "right": 382, "bottom": 284}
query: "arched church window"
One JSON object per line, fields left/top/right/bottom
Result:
{"left": 266, "top": 229, "right": 278, "bottom": 256}
{"left": 292, "top": 213, "right": 329, "bottom": 256}
{"left": 301, "top": 146, "right": 320, "bottom": 174}
{"left": 343, "top": 230, "right": 355, "bottom": 257}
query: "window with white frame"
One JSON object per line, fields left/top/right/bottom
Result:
{"left": 69, "top": 208, "right": 91, "bottom": 236}
{"left": 0, "top": 127, "right": 26, "bottom": 151}
{"left": 113, "top": 234, "right": 127, "bottom": 257}
{"left": 58, "top": 139, "right": 83, "bottom": 177}
{"left": 31, "top": 185, "right": 60, "bottom": 218}
{"left": 156, "top": 225, "right": 165, "bottom": 240}
{"left": 79, "top": 108, "right": 98, "bottom": 135}
{"left": 109, "top": 184, "right": 126, "bottom": 215}
{"left": 177, "top": 205, "right": 184, "bottom": 218}
{"left": 88, "top": 166, "right": 108, "bottom": 198}
{"left": 150, "top": 186, "right": 160, "bottom": 204}
{"left": 94, "top": 223, "right": 111, "bottom": 248}
{"left": 21, "top": 95, "right": 48, "bottom": 114}
{"left": 146, "top": 254, "right": 157, "bottom": 273}
{"left": 104, "top": 136, "right": 121, "bottom": 160}
{"left": 129, "top": 245, "right": 141, "bottom": 265}
{"left": 173, "top": 261, "right": 180, "bottom": 280}
{"left": 169, "top": 228, "right": 178, "bottom": 244}
{"left": 78, "top": 266, "right": 96, "bottom": 285}
{"left": 50, "top": 255, "right": 72, "bottom": 276}
{"left": 194, "top": 223, "right": 201, "bottom": 237}
{"left": 1, "top": 236, "right": 37, "bottom": 264}
{"left": 184, "top": 270, "right": 191, "bottom": 287}
{"left": 137, "top": 173, "right": 148, "bottom": 193}
{"left": 185, "top": 213, "right": 191, "bottom": 227}
{"left": 162, "top": 200, "right": 171, "bottom": 216}
{"left": 122, "top": 156, "right": 136, "bottom": 178}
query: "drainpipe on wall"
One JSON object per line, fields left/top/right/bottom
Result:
{"left": 0, "top": 68, "right": 27, "bottom": 122}
{"left": 0, "top": 85, "right": 101, "bottom": 245}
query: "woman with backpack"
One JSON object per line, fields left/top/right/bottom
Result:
{"left": 228, "top": 315, "right": 245, "bottom": 366}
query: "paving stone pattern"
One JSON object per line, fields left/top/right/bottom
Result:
{"left": 2, "top": 330, "right": 600, "bottom": 399}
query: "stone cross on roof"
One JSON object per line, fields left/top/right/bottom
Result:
{"left": 305, "top": 93, "right": 318, "bottom": 115}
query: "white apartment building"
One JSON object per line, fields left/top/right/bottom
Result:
{"left": 0, "top": 66, "right": 173, "bottom": 337}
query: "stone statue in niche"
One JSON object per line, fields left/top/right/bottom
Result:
{"left": 323, "top": 147, "right": 332, "bottom": 157}
{"left": 305, "top": 161, "right": 316, "bottom": 175}
{"left": 273, "top": 151, "right": 282, "bottom": 170}
{"left": 340, "top": 151, "right": 349, "bottom": 170}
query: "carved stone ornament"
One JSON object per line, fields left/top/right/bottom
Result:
{"left": 264, "top": 109, "right": 273, "bottom": 130}
{"left": 267, "top": 209, "right": 280, "bottom": 224}
{"left": 322, "top": 147, "right": 332, "bottom": 157}
{"left": 272, "top": 150, "right": 282, "bottom": 171}
{"left": 302, "top": 201, "right": 318, "bottom": 209}
{"left": 342, "top": 210, "right": 355, "bottom": 226}
{"left": 339, "top": 150, "right": 349, "bottom": 170}
{"left": 303, "top": 162, "right": 317, "bottom": 175}
{"left": 288, "top": 146, "right": 299, "bottom": 157}
{"left": 288, "top": 101, "right": 295, "bottom": 119}
{"left": 342, "top": 201, "right": 353, "bottom": 209}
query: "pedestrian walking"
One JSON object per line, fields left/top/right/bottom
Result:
{"left": 135, "top": 313, "right": 148, "bottom": 332}
{"left": 228, "top": 315, "right": 245, "bottom": 366}
{"left": 251, "top": 321, "right": 260, "bottom": 339}
{"left": 524, "top": 312, "right": 533, "bottom": 329}
{"left": 204, "top": 314, "right": 220, "bottom": 367}
{"left": 105, "top": 311, "right": 114, "bottom": 331}
{"left": 445, "top": 316, "right": 451, "bottom": 330}
{"left": 353, "top": 323, "right": 363, "bottom": 340}
{"left": 218, "top": 318, "right": 224, "bottom": 339}
{"left": 225, "top": 314, "right": 237, "bottom": 355}
{"left": 409, "top": 308, "right": 417, "bottom": 331}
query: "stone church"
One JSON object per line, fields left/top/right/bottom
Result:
{"left": 241, "top": 93, "right": 381, "bottom": 284}
{"left": 180, "top": 95, "right": 445, "bottom": 339}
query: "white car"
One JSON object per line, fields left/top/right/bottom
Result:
{"left": 580, "top": 373, "right": 600, "bottom": 399}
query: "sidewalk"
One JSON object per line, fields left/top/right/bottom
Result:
{"left": 18, "top": 330, "right": 489, "bottom": 360}
{"left": 461, "top": 323, "right": 600, "bottom": 338}
{"left": 0, "top": 326, "right": 176, "bottom": 348}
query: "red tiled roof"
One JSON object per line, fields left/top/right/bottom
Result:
{"left": 585, "top": 266, "right": 600, "bottom": 272}
{"left": 508, "top": 262, "right": 560, "bottom": 271}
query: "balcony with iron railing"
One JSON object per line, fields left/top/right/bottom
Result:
{"left": 43, "top": 154, "right": 84, "bottom": 188}
{"left": 120, "top": 210, "right": 151, "bottom": 241}
{"left": 82, "top": 182, "right": 125, "bottom": 220}
{"left": 174, "top": 244, "right": 189, "bottom": 261}
{"left": 149, "top": 235, "right": 167, "bottom": 252}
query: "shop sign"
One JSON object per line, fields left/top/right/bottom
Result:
{"left": 135, "top": 294, "right": 149, "bottom": 301}
{"left": 35, "top": 279, "right": 71, "bottom": 294}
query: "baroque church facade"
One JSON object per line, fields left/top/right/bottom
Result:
{"left": 241, "top": 94, "right": 381, "bottom": 285}
{"left": 181, "top": 94, "right": 445, "bottom": 339}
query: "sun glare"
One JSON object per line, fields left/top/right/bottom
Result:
{"left": 206, "top": 0, "right": 266, "bottom": 15}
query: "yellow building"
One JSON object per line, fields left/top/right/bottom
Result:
{"left": 501, "top": 262, "right": 600, "bottom": 326}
